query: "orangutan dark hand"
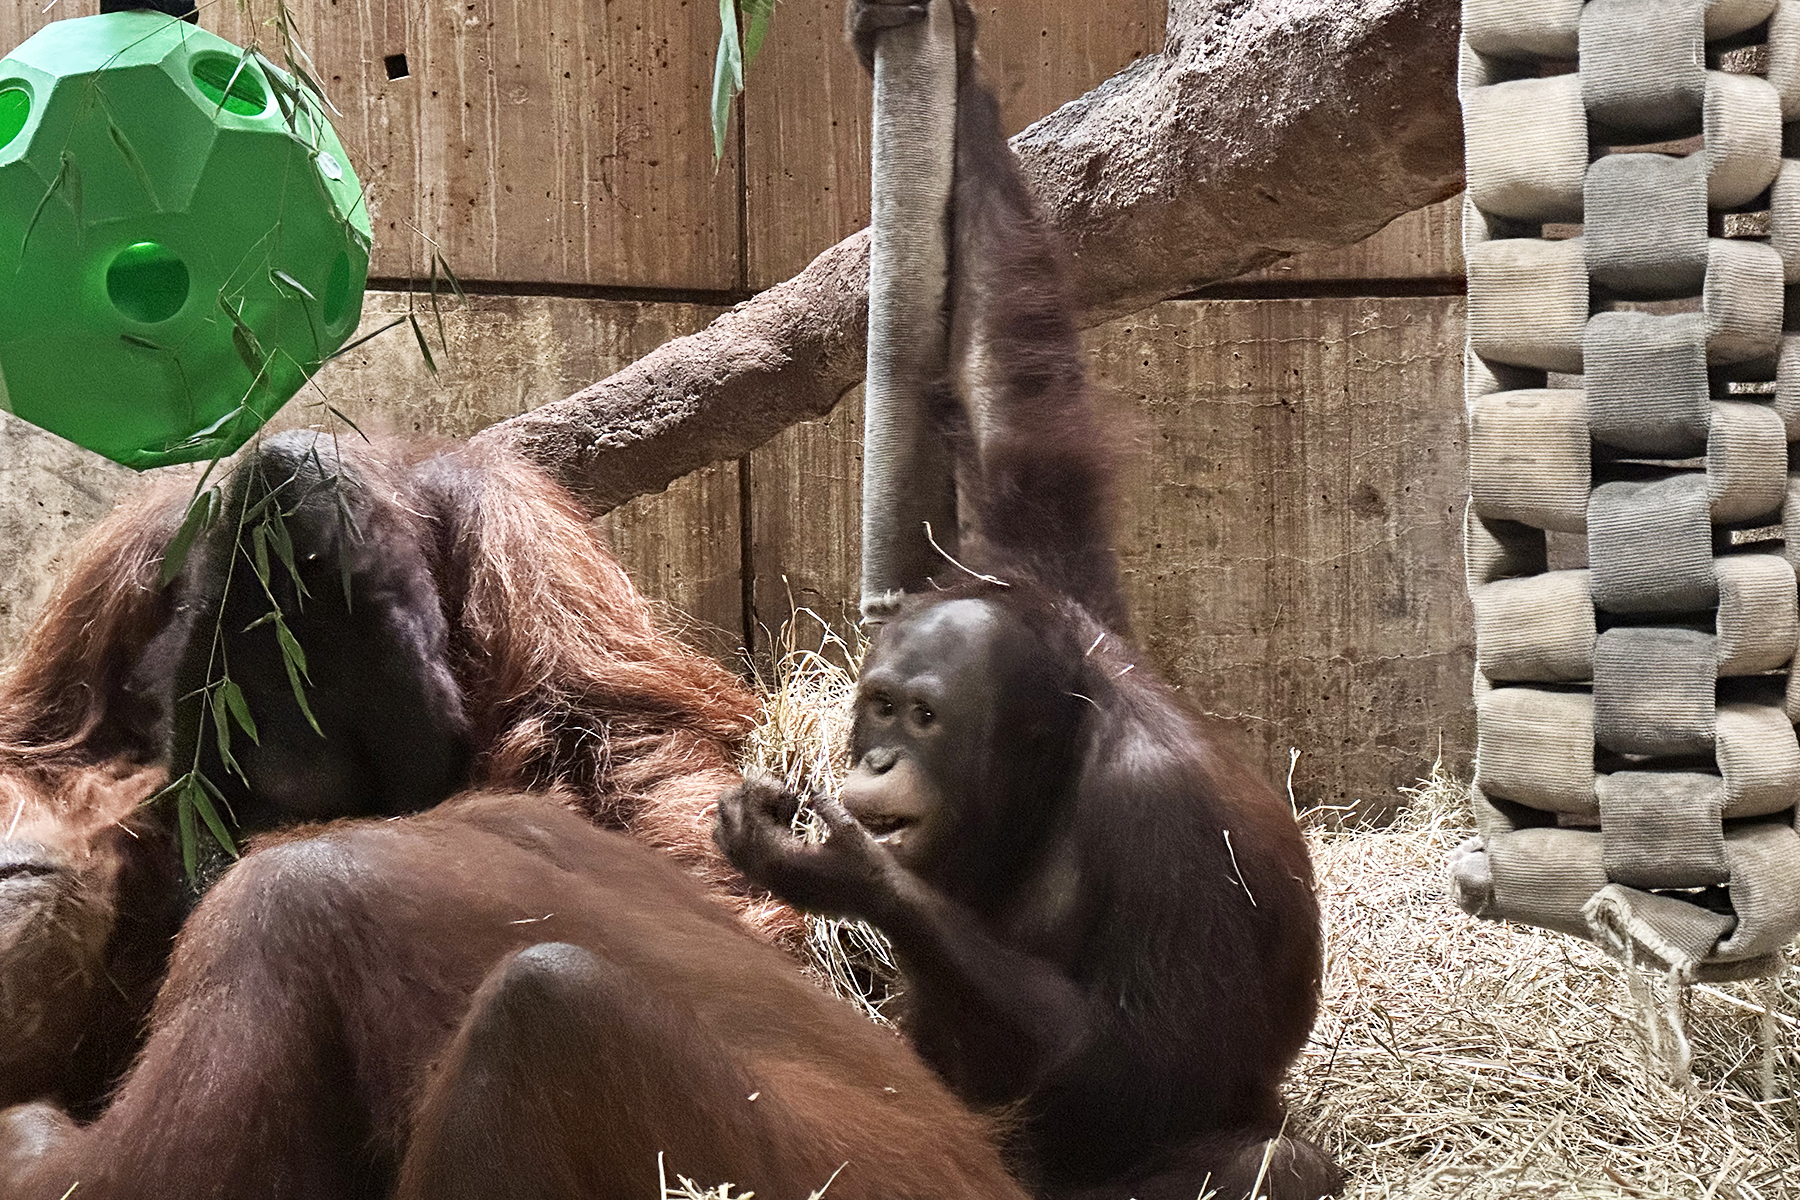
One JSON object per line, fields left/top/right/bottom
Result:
{"left": 714, "top": 773, "right": 896, "bottom": 920}
{"left": 847, "top": 0, "right": 976, "bottom": 73}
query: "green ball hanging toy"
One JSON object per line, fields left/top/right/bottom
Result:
{"left": 0, "top": 11, "right": 372, "bottom": 468}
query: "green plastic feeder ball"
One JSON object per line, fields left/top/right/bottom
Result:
{"left": 0, "top": 12, "right": 372, "bottom": 469}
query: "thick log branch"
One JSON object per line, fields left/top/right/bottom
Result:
{"left": 476, "top": 0, "right": 1463, "bottom": 514}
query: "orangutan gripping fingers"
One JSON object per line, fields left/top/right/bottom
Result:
{"left": 714, "top": 772, "right": 895, "bottom": 918}
{"left": 846, "top": 0, "right": 973, "bottom": 72}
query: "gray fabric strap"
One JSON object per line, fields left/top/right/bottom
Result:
{"left": 1469, "top": 389, "right": 1590, "bottom": 531}
{"left": 1584, "top": 312, "right": 1709, "bottom": 455}
{"left": 1464, "top": 505, "right": 1550, "bottom": 590}
{"left": 1487, "top": 824, "right": 1612, "bottom": 940}
{"left": 1715, "top": 821, "right": 1800, "bottom": 959}
{"left": 1772, "top": 3, "right": 1800, "bottom": 117}
{"left": 1715, "top": 553, "right": 1800, "bottom": 675}
{"left": 1580, "top": 0, "right": 1706, "bottom": 135}
{"left": 1705, "top": 400, "right": 1787, "bottom": 522}
{"left": 1457, "top": 7, "right": 1800, "bottom": 975}
{"left": 1703, "top": 239, "right": 1785, "bottom": 366}
{"left": 860, "top": 0, "right": 959, "bottom": 620}
{"left": 1714, "top": 700, "right": 1800, "bottom": 815}
{"left": 1597, "top": 771, "right": 1729, "bottom": 888}
{"left": 1704, "top": 71, "right": 1784, "bottom": 209}
{"left": 1467, "top": 239, "right": 1589, "bottom": 374}
{"left": 1593, "top": 626, "right": 1717, "bottom": 756}
{"left": 1476, "top": 686, "right": 1598, "bottom": 813}
{"left": 1472, "top": 570, "right": 1594, "bottom": 682}
{"left": 1588, "top": 476, "right": 1718, "bottom": 614}
{"left": 1585, "top": 153, "right": 1708, "bottom": 299}
{"left": 1462, "top": 0, "right": 1582, "bottom": 60}
{"left": 1465, "top": 75, "right": 1587, "bottom": 222}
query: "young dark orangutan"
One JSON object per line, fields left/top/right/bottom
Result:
{"left": 0, "top": 433, "right": 777, "bottom": 1117}
{"left": 0, "top": 790, "right": 1031, "bottom": 1200}
{"left": 715, "top": 4, "right": 1343, "bottom": 1199}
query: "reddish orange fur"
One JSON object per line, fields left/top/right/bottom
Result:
{"left": 0, "top": 436, "right": 792, "bottom": 1114}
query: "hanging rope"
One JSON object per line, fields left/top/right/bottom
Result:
{"left": 859, "top": 0, "right": 960, "bottom": 622}
{"left": 1448, "top": 0, "right": 1800, "bottom": 1022}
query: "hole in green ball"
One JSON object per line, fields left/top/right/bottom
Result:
{"left": 191, "top": 54, "right": 268, "bottom": 117}
{"left": 107, "top": 242, "right": 190, "bottom": 324}
{"left": 323, "top": 252, "right": 352, "bottom": 329}
{"left": 0, "top": 86, "right": 30, "bottom": 151}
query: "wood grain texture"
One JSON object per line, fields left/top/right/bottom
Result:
{"left": 292, "top": 292, "right": 723, "bottom": 439}
{"left": 0, "top": 1, "right": 62, "bottom": 53}
{"left": 284, "top": 292, "right": 744, "bottom": 654}
{"left": 747, "top": 386, "right": 865, "bottom": 653}
{"left": 1234, "top": 197, "right": 1465, "bottom": 286}
{"left": 741, "top": 0, "right": 1167, "bottom": 288}
{"left": 0, "top": 413, "right": 142, "bottom": 654}
{"left": 749, "top": 295, "right": 1472, "bottom": 809}
{"left": 1103, "top": 296, "right": 1472, "bottom": 811}
{"left": 199, "top": 0, "right": 740, "bottom": 288}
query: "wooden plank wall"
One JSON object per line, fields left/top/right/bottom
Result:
{"left": 0, "top": 0, "right": 1476, "bottom": 808}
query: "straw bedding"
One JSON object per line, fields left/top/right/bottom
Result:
{"left": 1292, "top": 765, "right": 1797, "bottom": 1200}
{"left": 729, "top": 631, "right": 1798, "bottom": 1198}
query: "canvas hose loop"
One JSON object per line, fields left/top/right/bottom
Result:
{"left": 1451, "top": 0, "right": 1800, "bottom": 1039}
{"left": 860, "top": 0, "right": 959, "bottom": 624}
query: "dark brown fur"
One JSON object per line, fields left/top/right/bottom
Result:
{"left": 717, "top": 5, "right": 1341, "bottom": 1198}
{"left": 0, "top": 791, "right": 1030, "bottom": 1200}
{"left": 0, "top": 436, "right": 783, "bottom": 1114}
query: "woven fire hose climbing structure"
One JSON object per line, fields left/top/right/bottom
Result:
{"left": 1447, "top": 0, "right": 1800, "bottom": 986}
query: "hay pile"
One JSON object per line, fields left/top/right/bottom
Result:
{"left": 740, "top": 620, "right": 901, "bottom": 1021}
{"left": 1293, "top": 766, "right": 1798, "bottom": 1199}
{"left": 736, "top": 632, "right": 1799, "bottom": 1198}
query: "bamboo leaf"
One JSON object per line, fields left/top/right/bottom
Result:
{"left": 231, "top": 323, "right": 264, "bottom": 378}
{"left": 147, "top": 771, "right": 187, "bottom": 809}
{"left": 270, "top": 268, "right": 316, "bottom": 300}
{"left": 177, "top": 778, "right": 198, "bottom": 880}
{"left": 290, "top": 62, "right": 329, "bottom": 109}
{"left": 193, "top": 773, "right": 241, "bottom": 858}
{"left": 266, "top": 510, "right": 306, "bottom": 600}
{"left": 434, "top": 253, "right": 467, "bottom": 303}
{"left": 220, "top": 678, "right": 259, "bottom": 744}
{"left": 63, "top": 152, "right": 82, "bottom": 238}
{"left": 219, "top": 296, "right": 266, "bottom": 378}
{"left": 211, "top": 686, "right": 244, "bottom": 780}
{"left": 212, "top": 49, "right": 255, "bottom": 120}
{"left": 108, "top": 120, "right": 159, "bottom": 206}
{"left": 338, "top": 537, "right": 354, "bottom": 609}
{"left": 250, "top": 522, "right": 271, "bottom": 585}
{"left": 407, "top": 313, "right": 437, "bottom": 374}
{"left": 275, "top": 617, "right": 324, "bottom": 737}
{"left": 275, "top": 616, "right": 309, "bottom": 679}
{"left": 710, "top": 0, "right": 743, "bottom": 163}
{"left": 165, "top": 405, "right": 250, "bottom": 455}
{"left": 332, "top": 487, "right": 359, "bottom": 609}
{"left": 121, "top": 332, "right": 168, "bottom": 352}
{"left": 240, "top": 468, "right": 297, "bottom": 526}
{"left": 159, "top": 486, "right": 220, "bottom": 586}
{"left": 20, "top": 154, "right": 67, "bottom": 258}
{"left": 743, "top": 0, "right": 775, "bottom": 66}
{"left": 428, "top": 256, "right": 449, "bottom": 352}
{"left": 325, "top": 315, "right": 407, "bottom": 362}
{"left": 242, "top": 610, "right": 279, "bottom": 632}
{"left": 325, "top": 405, "right": 367, "bottom": 440}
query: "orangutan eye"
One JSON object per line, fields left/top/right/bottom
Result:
{"left": 911, "top": 703, "right": 935, "bottom": 728}
{"left": 870, "top": 695, "right": 896, "bottom": 719}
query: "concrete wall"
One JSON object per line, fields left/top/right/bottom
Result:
{"left": 0, "top": 0, "right": 1473, "bottom": 810}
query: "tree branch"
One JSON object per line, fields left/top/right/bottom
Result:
{"left": 475, "top": 0, "right": 1463, "bottom": 514}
